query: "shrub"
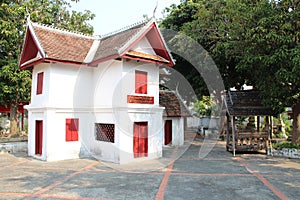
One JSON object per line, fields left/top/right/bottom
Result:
{"left": 273, "top": 141, "right": 300, "bottom": 150}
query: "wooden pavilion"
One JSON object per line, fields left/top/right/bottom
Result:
{"left": 223, "top": 90, "right": 276, "bottom": 156}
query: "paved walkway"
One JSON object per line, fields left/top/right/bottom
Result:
{"left": 0, "top": 137, "right": 300, "bottom": 200}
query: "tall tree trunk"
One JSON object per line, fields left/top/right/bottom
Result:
{"left": 292, "top": 101, "right": 300, "bottom": 144}
{"left": 279, "top": 114, "right": 286, "bottom": 135}
{"left": 9, "top": 101, "right": 19, "bottom": 136}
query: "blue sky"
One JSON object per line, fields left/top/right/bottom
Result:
{"left": 68, "top": 0, "right": 181, "bottom": 35}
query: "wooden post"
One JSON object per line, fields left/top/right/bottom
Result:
{"left": 270, "top": 116, "right": 273, "bottom": 139}
{"left": 231, "top": 116, "right": 236, "bottom": 156}
{"left": 257, "top": 116, "right": 260, "bottom": 132}
{"left": 226, "top": 114, "right": 230, "bottom": 149}
{"left": 266, "top": 116, "right": 271, "bottom": 155}
{"left": 22, "top": 112, "right": 24, "bottom": 131}
{"left": 269, "top": 116, "right": 273, "bottom": 156}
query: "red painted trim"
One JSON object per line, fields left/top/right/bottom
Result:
{"left": 89, "top": 54, "right": 120, "bottom": 66}
{"left": 133, "top": 122, "right": 148, "bottom": 158}
{"left": 122, "top": 55, "right": 172, "bottom": 66}
{"left": 35, "top": 120, "right": 43, "bottom": 155}
{"left": 164, "top": 120, "right": 172, "bottom": 145}
{"left": 146, "top": 24, "right": 175, "bottom": 67}
{"left": 119, "top": 24, "right": 154, "bottom": 57}
{"left": 19, "top": 26, "right": 45, "bottom": 69}
{"left": 120, "top": 22, "right": 174, "bottom": 67}
{"left": 236, "top": 157, "right": 289, "bottom": 200}
{"left": 171, "top": 172, "right": 254, "bottom": 177}
{"left": 135, "top": 70, "right": 148, "bottom": 94}
{"left": 66, "top": 118, "right": 79, "bottom": 142}
{"left": 155, "top": 161, "right": 174, "bottom": 200}
{"left": 127, "top": 95, "right": 154, "bottom": 104}
{"left": 21, "top": 58, "right": 93, "bottom": 70}
{"left": 0, "top": 103, "right": 28, "bottom": 114}
{"left": 45, "top": 58, "right": 90, "bottom": 67}
{"left": 20, "top": 58, "right": 45, "bottom": 70}
{"left": 29, "top": 28, "right": 45, "bottom": 57}
{"left": 19, "top": 29, "right": 34, "bottom": 66}
{"left": 30, "top": 162, "right": 99, "bottom": 198}
{"left": 36, "top": 72, "right": 44, "bottom": 95}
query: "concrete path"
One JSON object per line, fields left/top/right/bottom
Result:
{"left": 0, "top": 137, "right": 299, "bottom": 200}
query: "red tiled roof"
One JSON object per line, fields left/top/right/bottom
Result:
{"left": 93, "top": 21, "right": 148, "bottom": 62}
{"left": 159, "top": 90, "right": 191, "bottom": 117}
{"left": 20, "top": 18, "right": 174, "bottom": 68}
{"left": 33, "top": 25, "right": 94, "bottom": 63}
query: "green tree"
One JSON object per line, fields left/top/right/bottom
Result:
{"left": 161, "top": 0, "right": 250, "bottom": 99}
{"left": 0, "top": 0, "right": 95, "bottom": 135}
{"left": 235, "top": 0, "right": 300, "bottom": 143}
{"left": 161, "top": 0, "right": 300, "bottom": 143}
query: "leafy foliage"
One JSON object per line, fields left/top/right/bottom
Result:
{"left": 273, "top": 141, "right": 300, "bottom": 150}
{"left": 0, "top": 0, "right": 95, "bottom": 134}
{"left": 162, "top": 0, "right": 300, "bottom": 112}
{"left": 162, "top": 0, "right": 300, "bottom": 143}
{"left": 192, "top": 96, "right": 212, "bottom": 116}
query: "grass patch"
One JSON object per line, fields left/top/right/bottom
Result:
{"left": 273, "top": 141, "right": 300, "bottom": 150}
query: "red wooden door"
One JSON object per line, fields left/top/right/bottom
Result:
{"left": 35, "top": 120, "right": 43, "bottom": 155}
{"left": 164, "top": 120, "right": 172, "bottom": 145}
{"left": 133, "top": 122, "right": 148, "bottom": 158}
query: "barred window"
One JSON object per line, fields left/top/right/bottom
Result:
{"left": 95, "top": 123, "right": 115, "bottom": 143}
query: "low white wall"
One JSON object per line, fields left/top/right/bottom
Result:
{"left": 0, "top": 142, "right": 27, "bottom": 153}
{"left": 187, "top": 117, "right": 200, "bottom": 130}
{"left": 272, "top": 148, "right": 300, "bottom": 159}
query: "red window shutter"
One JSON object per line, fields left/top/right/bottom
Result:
{"left": 71, "top": 119, "right": 79, "bottom": 141}
{"left": 35, "top": 120, "right": 43, "bottom": 155}
{"left": 135, "top": 71, "right": 147, "bottom": 94}
{"left": 133, "top": 125, "right": 140, "bottom": 158}
{"left": 164, "top": 120, "right": 172, "bottom": 145}
{"left": 133, "top": 122, "right": 148, "bottom": 158}
{"left": 36, "top": 72, "right": 44, "bottom": 95}
{"left": 66, "top": 118, "right": 79, "bottom": 142}
{"left": 140, "top": 123, "right": 148, "bottom": 157}
{"left": 66, "top": 119, "right": 72, "bottom": 141}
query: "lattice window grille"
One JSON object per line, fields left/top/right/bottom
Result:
{"left": 95, "top": 123, "right": 115, "bottom": 143}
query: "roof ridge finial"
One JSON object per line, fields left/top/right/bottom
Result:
{"left": 26, "top": 6, "right": 31, "bottom": 23}
{"left": 153, "top": 0, "right": 158, "bottom": 18}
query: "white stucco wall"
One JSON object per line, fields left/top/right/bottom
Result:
{"left": 27, "top": 110, "right": 44, "bottom": 159}
{"left": 49, "top": 63, "right": 93, "bottom": 108}
{"left": 163, "top": 117, "right": 185, "bottom": 146}
{"left": 132, "top": 37, "right": 156, "bottom": 55}
{"left": 117, "top": 107, "right": 164, "bottom": 164}
{"left": 29, "top": 63, "right": 50, "bottom": 107}
{"left": 26, "top": 37, "right": 168, "bottom": 163}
